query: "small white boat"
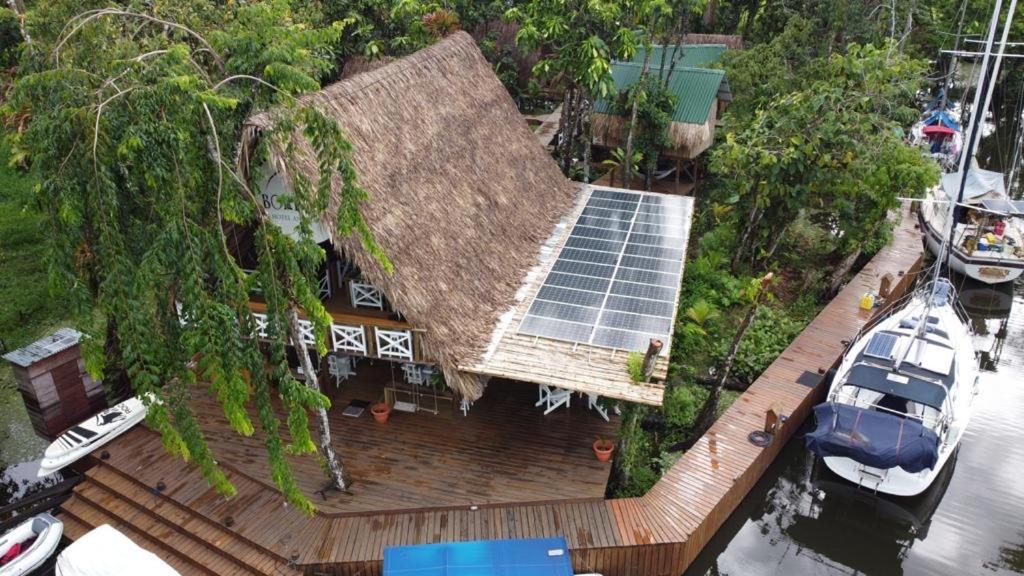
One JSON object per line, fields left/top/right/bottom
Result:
{"left": 919, "top": 168, "right": 1024, "bottom": 284}
{"left": 55, "top": 524, "right": 179, "bottom": 576}
{"left": 38, "top": 396, "right": 149, "bottom": 478}
{"left": 0, "top": 513, "right": 63, "bottom": 576}
{"left": 807, "top": 279, "right": 979, "bottom": 496}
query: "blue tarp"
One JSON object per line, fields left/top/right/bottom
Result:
{"left": 806, "top": 403, "right": 940, "bottom": 473}
{"left": 384, "top": 537, "right": 574, "bottom": 576}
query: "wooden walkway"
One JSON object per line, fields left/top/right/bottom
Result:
{"left": 60, "top": 204, "right": 923, "bottom": 575}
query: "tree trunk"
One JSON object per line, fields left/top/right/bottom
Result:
{"left": 6, "top": 0, "right": 31, "bottom": 47}
{"left": 557, "top": 88, "right": 574, "bottom": 174}
{"left": 622, "top": 28, "right": 655, "bottom": 189}
{"left": 285, "top": 307, "right": 350, "bottom": 491}
{"left": 824, "top": 248, "right": 862, "bottom": 298}
{"left": 689, "top": 275, "right": 772, "bottom": 442}
{"left": 731, "top": 202, "right": 762, "bottom": 272}
{"left": 581, "top": 93, "right": 593, "bottom": 183}
{"left": 103, "top": 317, "right": 132, "bottom": 402}
{"left": 703, "top": 0, "right": 717, "bottom": 28}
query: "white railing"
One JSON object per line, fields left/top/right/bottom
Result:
{"left": 252, "top": 312, "right": 269, "bottom": 338}
{"left": 350, "top": 281, "right": 384, "bottom": 310}
{"left": 331, "top": 323, "right": 367, "bottom": 355}
{"left": 318, "top": 270, "right": 332, "bottom": 301}
{"left": 297, "top": 318, "right": 316, "bottom": 348}
{"left": 376, "top": 328, "right": 414, "bottom": 360}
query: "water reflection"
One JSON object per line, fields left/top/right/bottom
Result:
{"left": 687, "top": 280, "right": 1024, "bottom": 576}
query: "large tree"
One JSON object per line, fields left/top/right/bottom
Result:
{"left": 6, "top": 0, "right": 388, "bottom": 514}
{"left": 711, "top": 42, "right": 938, "bottom": 275}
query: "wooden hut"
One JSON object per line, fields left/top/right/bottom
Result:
{"left": 239, "top": 32, "right": 695, "bottom": 407}
{"left": 592, "top": 44, "right": 734, "bottom": 185}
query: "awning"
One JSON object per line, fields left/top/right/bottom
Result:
{"left": 922, "top": 125, "right": 956, "bottom": 136}
{"left": 384, "top": 537, "right": 574, "bottom": 576}
{"left": 941, "top": 168, "right": 1007, "bottom": 202}
{"left": 805, "top": 403, "right": 940, "bottom": 473}
{"left": 844, "top": 363, "right": 948, "bottom": 409}
{"left": 979, "top": 198, "right": 1024, "bottom": 216}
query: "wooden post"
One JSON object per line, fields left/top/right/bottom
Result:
{"left": 642, "top": 339, "right": 663, "bottom": 381}
{"left": 764, "top": 403, "right": 781, "bottom": 435}
{"left": 879, "top": 272, "right": 895, "bottom": 300}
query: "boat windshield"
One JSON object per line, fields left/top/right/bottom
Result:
{"left": 844, "top": 363, "right": 948, "bottom": 410}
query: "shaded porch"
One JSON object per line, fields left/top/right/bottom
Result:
{"left": 192, "top": 361, "right": 618, "bottom": 514}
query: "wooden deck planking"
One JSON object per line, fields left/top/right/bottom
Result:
{"left": 60, "top": 203, "right": 922, "bottom": 575}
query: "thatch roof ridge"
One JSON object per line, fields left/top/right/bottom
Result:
{"left": 245, "top": 32, "right": 578, "bottom": 399}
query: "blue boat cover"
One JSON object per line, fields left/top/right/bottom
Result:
{"left": 384, "top": 537, "right": 574, "bottom": 576}
{"left": 806, "top": 403, "right": 940, "bottom": 473}
{"left": 922, "top": 110, "right": 961, "bottom": 131}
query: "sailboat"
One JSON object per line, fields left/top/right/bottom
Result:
{"left": 917, "top": 0, "right": 1023, "bottom": 284}
{"left": 919, "top": 165, "right": 1024, "bottom": 284}
{"left": 805, "top": 276, "right": 979, "bottom": 496}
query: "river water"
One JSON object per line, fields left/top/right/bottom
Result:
{"left": 685, "top": 278, "right": 1024, "bottom": 576}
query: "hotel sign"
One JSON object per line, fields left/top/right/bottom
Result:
{"left": 258, "top": 166, "right": 329, "bottom": 244}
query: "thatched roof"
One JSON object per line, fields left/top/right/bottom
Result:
{"left": 682, "top": 33, "right": 744, "bottom": 49}
{"left": 243, "top": 32, "right": 577, "bottom": 400}
{"left": 339, "top": 55, "right": 392, "bottom": 79}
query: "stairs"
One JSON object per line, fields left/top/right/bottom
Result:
{"left": 60, "top": 462, "right": 302, "bottom": 576}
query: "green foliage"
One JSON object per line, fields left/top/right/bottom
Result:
{"left": 0, "top": 144, "right": 75, "bottom": 355}
{"left": 626, "top": 351, "right": 646, "bottom": 382}
{"left": 713, "top": 42, "right": 938, "bottom": 271}
{"left": 7, "top": 1, "right": 386, "bottom": 514}
{"left": 662, "top": 383, "right": 706, "bottom": 431}
{"left": 0, "top": 8, "right": 20, "bottom": 69}
{"left": 726, "top": 306, "right": 805, "bottom": 383}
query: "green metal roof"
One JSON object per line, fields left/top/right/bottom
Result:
{"left": 630, "top": 44, "right": 727, "bottom": 69}
{"left": 594, "top": 63, "right": 725, "bottom": 125}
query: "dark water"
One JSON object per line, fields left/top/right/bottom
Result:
{"left": 685, "top": 278, "right": 1024, "bottom": 576}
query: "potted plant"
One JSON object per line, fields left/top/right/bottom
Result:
{"left": 592, "top": 436, "right": 615, "bottom": 463}
{"left": 371, "top": 399, "right": 392, "bottom": 423}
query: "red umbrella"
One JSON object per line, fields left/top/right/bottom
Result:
{"left": 922, "top": 125, "right": 956, "bottom": 136}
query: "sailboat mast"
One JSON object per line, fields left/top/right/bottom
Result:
{"left": 948, "top": 0, "right": 1013, "bottom": 253}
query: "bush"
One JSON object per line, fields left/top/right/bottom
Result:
{"left": 727, "top": 306, "right": 805, "bottom": 383}
{"left": 662, "top": 383, "right": 706, "bottom": 431}
{"left": 626, "top": 351, "right": 645, "bottom": 382}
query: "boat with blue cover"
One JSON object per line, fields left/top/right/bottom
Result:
{"left": 807, "top": 279, "right": 979, "bottom": 496}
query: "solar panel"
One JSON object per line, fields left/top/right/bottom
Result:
{"left": 864, "top": 332, "right": 899, "bottom": 360}
{"left": 518, "top": 187, "right": 691, "bottom": 353}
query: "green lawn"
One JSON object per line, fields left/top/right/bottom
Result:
{"left": 0, "top": 146, "right": 74, "bottom": 462}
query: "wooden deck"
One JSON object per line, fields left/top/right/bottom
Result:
{"left": 60, "top": 204, "right": 923, "bottom": 575}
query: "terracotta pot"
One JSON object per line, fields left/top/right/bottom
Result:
{"left": 593, "top": 440, "right": 614, "bottom": 463}
{"left": 371, "top": 403, "right": 392, "bottom": 423}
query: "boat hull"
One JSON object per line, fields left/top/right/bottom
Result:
{"left": 38, "top": 396, "right": 149, "bottom": 477}
{"left": 920, "top": 204, "right": 1024, "bottom": 284}
{"left": 0, "top": 513, "right": 63, "bottom": 576}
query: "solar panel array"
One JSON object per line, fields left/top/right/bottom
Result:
{"left": 864, "top": 332, "right": 899, "bottom": 360}
{"left": 518, "top": 188, "right": 689, "bottom": 352}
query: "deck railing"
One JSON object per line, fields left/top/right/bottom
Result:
{"left": 249, "top": 303, "right": 431, "bottom": 364}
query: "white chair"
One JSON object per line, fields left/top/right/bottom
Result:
{"left": 402, "top": 363, "right": 427, "bottom": 386}
{"left": 328, "top": 354, "right": 355, "bottom": 386}
{"left": 587, "top": 393, "right": 610, "bottom": 422}
{"left": 535, "top": 385, "right": 571, "bottom": 415}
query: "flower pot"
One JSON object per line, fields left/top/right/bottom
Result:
{"left": 371, "top": 403, "right": 392, "bottom": 423}
{"left": 593, "top": 440, "right": 614, "bottom": 463}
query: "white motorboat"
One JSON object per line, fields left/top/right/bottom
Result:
{"left": 0, "top": 513, "right": 63, "bottom": 576}
{"left": 55, "top": 524, "right": 179, "bottom": 576}
{"left": 807, "top": 279, "right": 979, "bottom": 496}
{"left": 919, "top": 168, "right": 1024, "bottom": 284}
{"left": 37, "top": 396, "right": 149, "bottom": 478}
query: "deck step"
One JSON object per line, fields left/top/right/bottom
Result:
{"left": 61, "top": 492, "right": 215, "bottom": 576}
{"left": 83, "top": 463, "right": 299, "bottom": 575}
